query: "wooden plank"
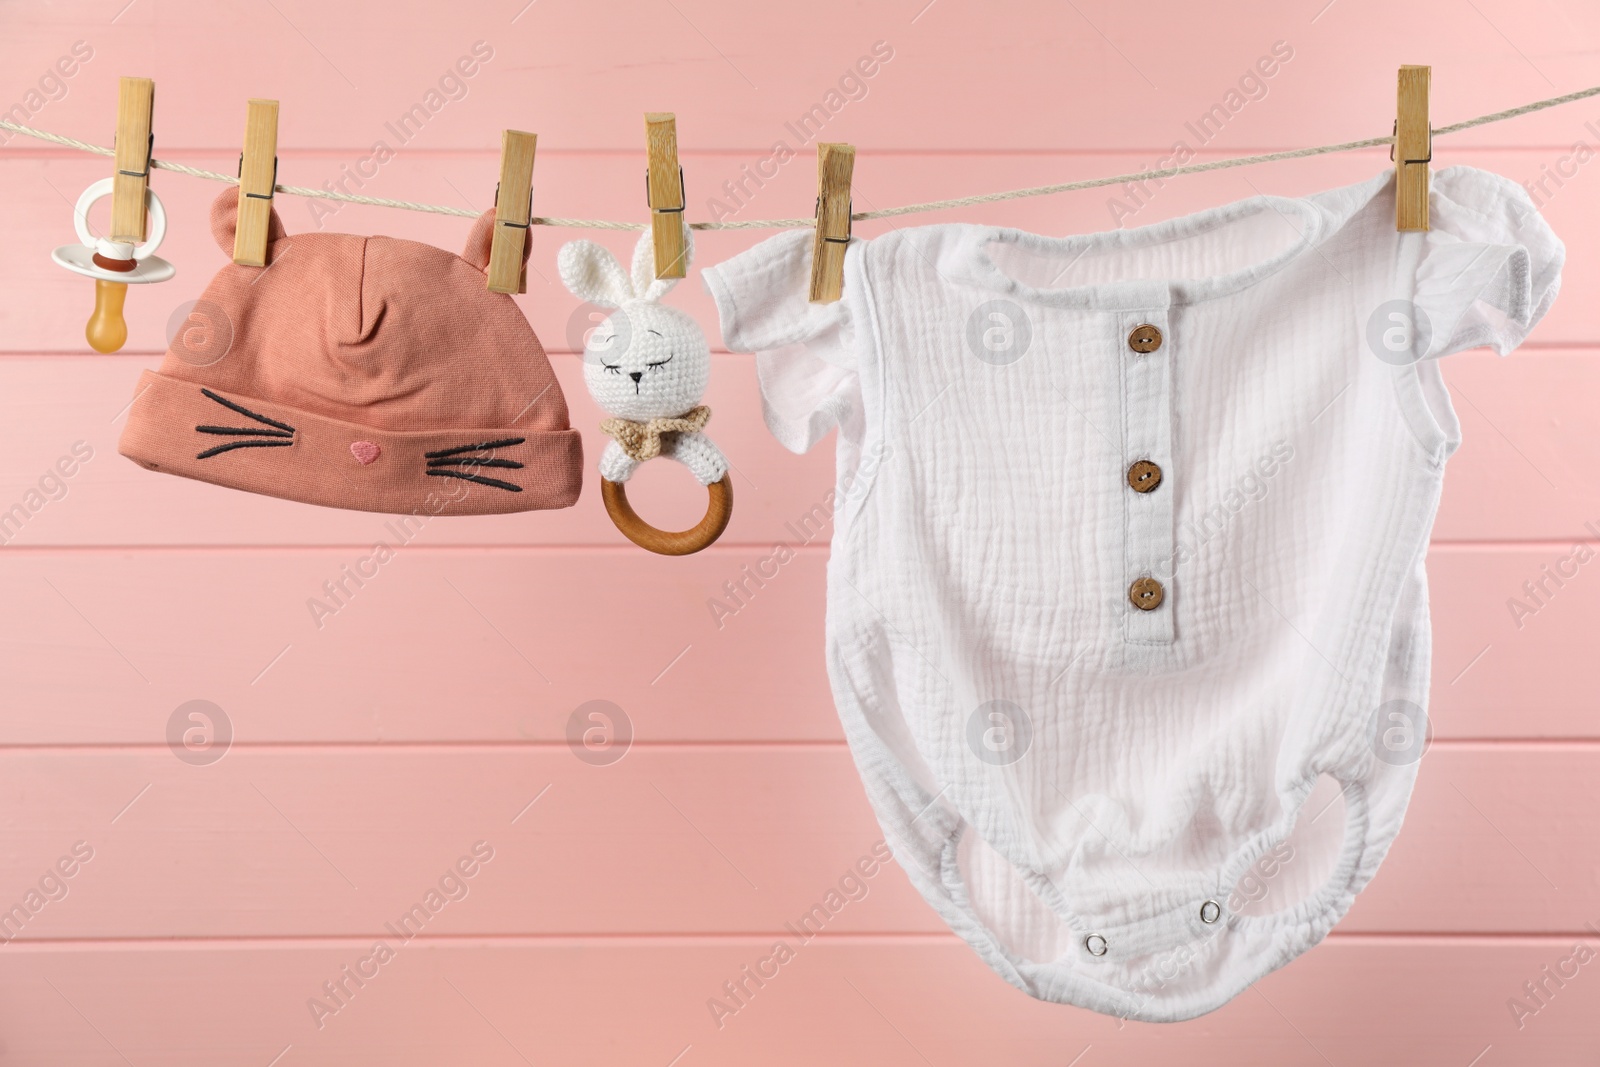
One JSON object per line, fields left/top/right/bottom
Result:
{"left": 0, "top": 355, "right": 840, "bottom": 547}
{"left": 1425, "top": 546, "right": 1600, "bottom": 737}
{"left": 0, "top": 546, "right": 1592, "bottom": 741}
{"left": 0, "top": 547, "right": 837, "bottom": 744}
{"left": 0, "top": 350, "right": 1587, "bottom": 546}
{"left": 0, "top": 745, "right": 1594, "bottom": 938}
{"left": 232, "top": 98, "right": 279, "bottom": 267}
{"left": 0, "top": 3, "right": 1594, "bottom": 152}
{"left": 109, "top": 76, "right": 154, "bottom": 243}
{"left": 1434, "top": 352, "right": 1600, "bottom": 544}
{"left": 485, "top": 129, "right": 536, "bottom": 294}
{"left": 0, "top": 939, "right": 1593, "bottom": 1065}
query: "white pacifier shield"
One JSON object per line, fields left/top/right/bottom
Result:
{"left": 51, "top": 177, "right": 175, "bottom": 284}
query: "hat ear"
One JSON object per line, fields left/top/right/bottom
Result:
{"left": 210, "top": 186, "right": 286, "bottom": 260}
{"left": 628, "top": 224, "right": 692, "bottom": 303}
{"left": 461, "top": 208, "right": 534, "bottom": 275}
{"left": 557, "top": 239, "right": 634, "bottom": 309}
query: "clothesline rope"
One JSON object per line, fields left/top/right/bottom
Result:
{"left": 3, "top": 82, "right": 1598, "bottom": 231}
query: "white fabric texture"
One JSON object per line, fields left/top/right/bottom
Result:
{"left": 558, "top": 228, "right": 728, "bottom": 485}
{"left": 701, "top": 166, "right": 1563, "bottom": 1021}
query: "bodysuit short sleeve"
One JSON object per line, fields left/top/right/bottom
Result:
{"left": 702, "top": 229, "right": 861, "bottom": 454}
{"left": 1417, "top": 167, "right": 1565, "bottom": 358}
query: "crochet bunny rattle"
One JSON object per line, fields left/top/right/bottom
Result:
{"left": 558, "top": 228, "right": 732, "bottom": 555}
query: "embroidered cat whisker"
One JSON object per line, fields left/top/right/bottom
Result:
{"left": 423, "top": 437, "right": 526, "bottom": 459}
{"left": 196, "top": 425, "right": 294, "bottom": 438}
{"left": 199, "top": 388, "right": 296, "bottom": 433}
{"left": 425, "top": 469, "right": 522, "bottom": 492}
{"left": 196, "top": 439, "right": 296, "bottom": 459}
{"left": 426, "top": 457, "right": 522, "bottom": 470}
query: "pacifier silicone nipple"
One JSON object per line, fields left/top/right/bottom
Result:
{"left": 86, "top": 239, "right": 136, "bottom": 353}
{"left": 87, "top": 278, "right": 130, "bottom": 354}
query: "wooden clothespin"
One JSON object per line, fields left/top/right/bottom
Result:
{"left": 487, "top": 129, "right": 538, "bottom": 294}
{"left": 110, "top": 76, "right": 155, "bottom": 243}
{"left": 809, "top": 143, "right": 855, "bottom": 303}
{"left": 234, "top": 99, "right": 280, "bottom": 267}
{"left": 1394, "top": 65, "right": 1431, "bottom": 231}
{"left": 644, "top": 112, "right": 687, "bottom": 279}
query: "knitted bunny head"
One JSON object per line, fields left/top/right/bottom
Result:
{"left": 558, "top": 229, "right": 708, "bottom": 423}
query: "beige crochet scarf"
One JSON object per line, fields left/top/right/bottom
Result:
{"left": 599, "top": 405, "right": 712, "bottom": 463}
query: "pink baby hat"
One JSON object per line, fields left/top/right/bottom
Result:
{"left": 119, "top": 187, "right": 583, "bottom": 515}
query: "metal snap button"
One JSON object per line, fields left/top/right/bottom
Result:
{"left": 1200, "top": 900, "right": 1221, "bottom": 924}
{"left": 1127, "top": 324, "right": 1163, "bottom": 353}
{"left": 1127, "top": 459, "right": 1162, "bottom": 493}
{"left": 1129, "top": 576, "right": 1165, "bottom": 611}
{"left": 1084, "top": 934, "right": 1108, "bottom": 957}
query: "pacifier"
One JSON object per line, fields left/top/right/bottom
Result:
{"left": 51, "top": 177, "right": 176, "bottom": 353}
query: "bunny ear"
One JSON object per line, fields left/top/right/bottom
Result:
{"left": 557, "top": 239, "right": 635, "bottom": 308}
{"left": 629, "top": 223, "right": 693, "bottom": 303}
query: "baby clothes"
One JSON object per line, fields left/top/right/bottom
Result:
{"left": 702, "top": 166, "right": 1562, "bottom": 1021}
{"left": 120, "top": 188, "right": 583, "bottom": 515}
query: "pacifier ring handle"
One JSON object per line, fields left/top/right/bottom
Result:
{"left": 72, "top": 177, "right": 167, "bottom": 259}
{"left": 601, "top": 474, "right": 732, "bottom": 556}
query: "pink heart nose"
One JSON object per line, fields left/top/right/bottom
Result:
{"left": 350, "top": 441, "right": 381, "bottom": 466}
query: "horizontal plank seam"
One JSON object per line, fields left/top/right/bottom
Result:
{"left": 0, "top": 740, "right": 853, "bottom": 752}
{"left": 0, "top": 145, "right": 1584, "bottom": 159}
{"left": 0, "top": 739, "right": 1587, "bottom": 753}
{"left": 0, "top": 541, "right": 1591, "bottom": 553}
{"left": 0, "top": 542, "right": 836, "bottom": 554}
{"left": 0, "top": 931, "right": 1592, "bottom": 950}
{"left": 4, "top": 342, "right": 1599, "bottom": 359}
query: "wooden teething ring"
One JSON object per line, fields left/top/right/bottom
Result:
{"left": 602, "top": 474, "right": 733, "bottom": 556}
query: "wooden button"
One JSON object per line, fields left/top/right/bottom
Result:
{"left": 1127, "top": 460, "right": 1162, "bottom": 493}
{"left": 1129, "top": 577, "right": 1164, "bottom": 611}
{"left": 1127, "top": 324, "right": 1163, "bottom": 353}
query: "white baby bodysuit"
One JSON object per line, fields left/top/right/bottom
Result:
{"left": 704, "top": 167, "right": 1562, "bottom": 1021}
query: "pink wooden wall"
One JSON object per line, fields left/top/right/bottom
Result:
{"left": 1, "top": 0, "right": 1598, "bottom": 1063}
